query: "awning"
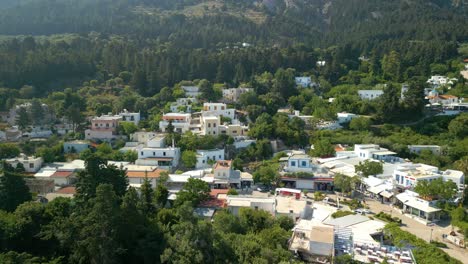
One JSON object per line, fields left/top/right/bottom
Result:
{"left": 373, "top": 151, "right": 396, "bottom": 156}
{"left": 380, "top": 191, "right": 394, "bottom": 198}
{"left": 368, "top": 185, "right": 385, "bottom": 195}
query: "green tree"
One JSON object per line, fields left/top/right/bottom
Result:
{"left": 30, "top": 99, "right": 45, "bottom": 125}
{"left": 138, "top": 177, "right": 155, "bottom": 216}
{"left": 119, "top": 121, "right": 138, "bottom": 136}
{"left": 76, "top": 155, "right": 128, "bottom": 200}
{"left": 0, "top": 164, "right": 32, "bottom": 212}
{"left": 71, "top": 184, "right": 123, "bottom": 264}
{"left": 448, "top": 113, "right": 468, "bottom": 139}
{"left": 175, "top": 178, "right": 210, "bottom": 206}
{"left": 377, "top": 83, "right": 400, "bottom": 122}
{"left": 333, "top": 173, "right": 353, "bottom": 194}
{"left": 355, "top": 160, "right": 383, "bottom": 177}
{"left": 415, "top": 178, "right": 457, "bottom": 200}
{"left": 382, "top": 51, "right": 401, "bottom": 81}
{"left": 311, "top": 139, "right": 335, "bottom": 157}
{"left": 16, "top": 107, "right": 31, "bottom": 131}
{"left": 349, "top": 116, "right": 371, "bottom": 131}
{"left": 154, "top": 184, "right": 169, "bottom": 208}
{"left": 0, "top": 143, "right": 20, "bottom": 159}
{"left": 181, "top": 150, "right": 197, "bottom": 168}
{"left": 253, "top": 164, "right": 278, "bottom": 186}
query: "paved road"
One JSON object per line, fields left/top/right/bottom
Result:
{"left": 363, "top": 197, "right": 468, "bottom": 264}
{"left": 324, "top": 193, "right": 468, "bottom": 263}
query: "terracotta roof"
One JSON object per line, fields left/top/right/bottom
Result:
{"left": 214, "top": 160, "right": 232, "bottom": 169}
{"left": 51, "top": 171, "right": 74, "bottom": 178}
{"left": 210, "top": 189, "right": 229, "bottom": 196}
{"left": 56, "top": 186, "right": 76, "bottom": 194}
{"left": 438, "top": 94, "right": 458, "bottom": 99}
{"left": 126, "top": 169, "right": 166, "bottom": 178}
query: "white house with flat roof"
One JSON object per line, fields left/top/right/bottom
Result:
{"left": 118, "top": 109, "right": 140, "bottom": 125}
{"left": 358, "top": 90, "right": 384, "bottom": 100}
{"left": 130, "top": 131, "right": 159, "bottom": 143}
{"left": 170, "top": 98, "right": 197, "bottom": 113}
{"left": 396, "top": 190, "right": 441, "bottom": 224}
{"left": 200, "top": 114, "right": 221, "bottom": 136}
{"left": 408, "top": 145, "right": 441, "bottom": 155}
{"left": 222, "top": 87, "right": 252, "bottom": 102}
{"left": 203, "top": 103, "right": 236, "bottom": 120}
{"left": 64, "top": 140, "right": 90, "bottom": 153}
{"left": 196, "top": 149, "right": 225, "bottom": 169}
{"left": 5, "top": 154, "right": 43, "bottom": 173}
{"left": 159, "top": 113, "right": 191, "bottom": 133}
{"left": 393, "top": 163, "right": 464, "bottom": 191}
{"left": 337, "top": 112, "right": 358, "bottom": 124}
{"left": 354, "top": 144, "right": 398, "bottom": 162}
{"left": 284, "top": 151, "right": 315, "bottom": 173}
{"left": 182, "top": 86, "right": 201, "bottom": 98}
{"left": 227, "top": 196, "right": 276, "bottom": 216}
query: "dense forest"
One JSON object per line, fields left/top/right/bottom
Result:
{"left": 0, "top": 0, "right": 466, "bottom": 93}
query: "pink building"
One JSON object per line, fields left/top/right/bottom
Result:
{"left": 85, "top": 115, "right": 122, "bottom": 140}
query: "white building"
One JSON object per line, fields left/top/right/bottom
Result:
{"left": 63, "top": 140, "right": 90, "bottom": 153}
{"left": 358, "top": 90, "right": 384, "bottom": 100}
{"left": 222, "top": 88, "right": 252, "bottom": 102}
{"left": 125, "top": 164, "right": 166, "bottom": 187}
{"left": 159, "top": 113, "right": 192, "bottom": 133}
{"left": 427, "top": 75, "right": 457, "bottom": 88}
{"left": 135, "top": 135, "right": 180, "bottom": 170}
{"left": 233, "top": 136, "right": 256, "bottom": 149}
{"left": 354, "top": 144, "right": 398, "bottom": 162}
{"left": 288, "top": 110, "right": 315, "bottom": 126}
{"left": 119, "top": 109, "right": 140, "bottom": 125}
{"left": 218, "top": 123, "right": 249, "bottom": 137}
{"left": 130, "top": 131, "right": 159, "bottom": 143}
{"left": 203, "top": 103, "right": 236, "bottom": 120}
{"left": 212, "top": 160, "right": 241, "bottom": 188}
{"left": 182, "top": 86, "right": 201, "bottom": 98}
{"left": 170, "top": 98, "right": 197, "bottom": 113}
{"left": 5, "top": 154, "right": 43, "bottom": 173}
{"left": 396, "top": 191, "right": 441, "bottom": 224}
{"left": 200, "top": 115, "right": 221, "bottom": 136}
{"left": 408, "top": 145, "right": 441, "bottom": 156}
{"left": 337, "top": 112, "right": 358, "bottom": 124}
{"left": 295, "top": 77, "right": 312, "bottom": 88}
{"left": 393, "top": 163, "right": 465, "bottom": 191}
{"left": 226, "top": 196, "right": 276, "bottom": 215}
{"left": 284, "top": 151, "right": 315, "bottom": 173}
{"left": 196, "top": 149, "right": 225, "bottom": 169}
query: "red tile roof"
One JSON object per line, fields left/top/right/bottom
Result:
{"left": 126, "top": 169, "right": 166, "bottom": 178}
{"left": 56, "top": 186, "right": 76, "bottom": 194}
{"left": 210, "top": 189, "right": 229, "bottom": 197}
{"left": 51, "top": 171, "right": 74, "bottom": 178}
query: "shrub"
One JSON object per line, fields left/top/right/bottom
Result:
{"left": 430, "top": 240, "right": 448, "bottom": 248}
{"left": 331, "top": 210, "right": 355, "bottom": 218}
{"left": 384, "top": 223, "right": 461, "bottom": 264}
{"left": 375, "top": 212, "right": 402, "bottom": 224}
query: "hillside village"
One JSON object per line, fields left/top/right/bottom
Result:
{"left": 1, "top": 69, "right": 467, "bottom": 263}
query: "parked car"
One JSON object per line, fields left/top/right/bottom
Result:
{"left": 256, "top": 185, "right": 270, "bottom": 192}
{"left": 354, "top": 208, "right": 371, "bottom": 215}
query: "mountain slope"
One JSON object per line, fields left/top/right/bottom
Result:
{"left": 0, "top": 0, "right": 466, "bottom": 48}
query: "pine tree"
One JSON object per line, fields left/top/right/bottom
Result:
{"left": 0, "top": 162, "right": 32, "bottom": 212}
